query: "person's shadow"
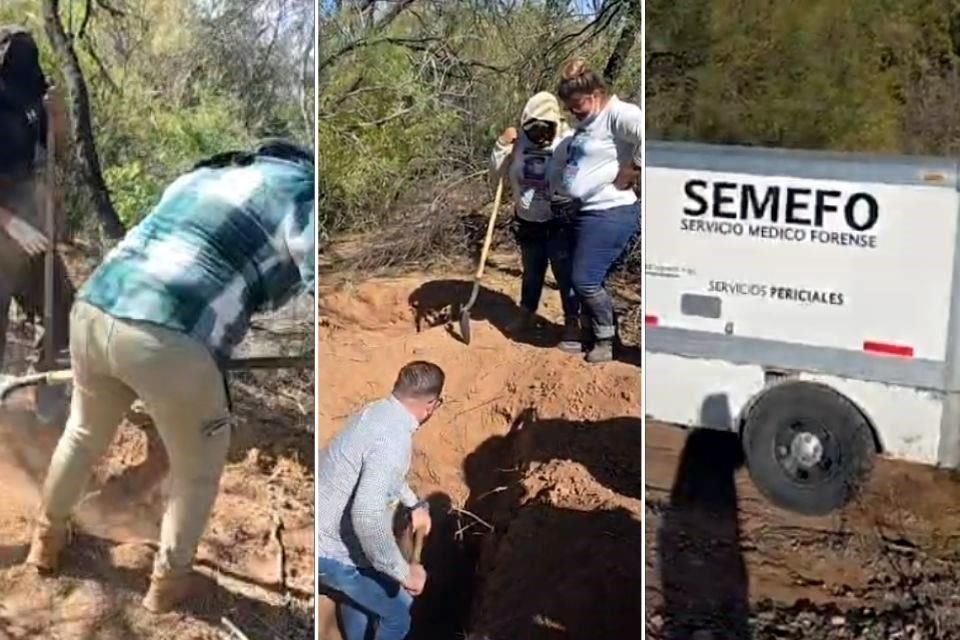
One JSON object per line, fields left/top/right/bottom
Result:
{"left": 408, "top": 492, "right": 478, "bottom": 640}
{"left": 408, "top": 279, "right": 642, "bottom": 365}
{"left": 408, "top": 278, "right": 559, "bottom": 349}
{"left": 657, "top": 426, "right": 750, "bottom": 639}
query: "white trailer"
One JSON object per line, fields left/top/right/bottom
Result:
{"left": 645, "top": 141, "right": 960, "bottom": 515}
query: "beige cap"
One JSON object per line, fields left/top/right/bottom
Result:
{"left": 520, "top": 91, "right": 569, "bottom": 136}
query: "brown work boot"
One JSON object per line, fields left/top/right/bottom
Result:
{"left": 558, "top": 317, "right": 582, "bottom": 353}
{"left": 25, "top": 519, "right": 70, "bottom": 573}
{"left": 142, "top": 570, "right": 197, "bottom": 614}
{"left": 585, "top": 338, "right": 614, "bottom": 364}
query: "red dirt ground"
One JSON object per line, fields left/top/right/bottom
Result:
{"left": 317, "top": 263, "right": 641, "bottom": 639}
{"left": 0, "top": 243, "right": 315, "bottom": 640}
{"left": 645, "top": 421, "right": 960, "bottom": 639}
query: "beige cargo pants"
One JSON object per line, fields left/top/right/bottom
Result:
{"left": 40, "top": 300, "right": 231, "bottom": 577}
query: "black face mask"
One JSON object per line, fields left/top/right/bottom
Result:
{"left": 523, "top": 120, "right": 556, "bottom": 147}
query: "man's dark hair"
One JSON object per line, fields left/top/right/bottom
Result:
{"left": 393, "top": 361, "right": 445, "bottom": 399}
{"left": 255, "top": 137, "right": 314, "bottom": 167}
{"left": 191, "top": 137, "right": 314, "bottom": 171}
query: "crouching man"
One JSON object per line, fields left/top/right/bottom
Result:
{"left": 317, "top": 361, "right": 443, "bottom": 640}
{"left": 25, "top": 139, "right": 315, "bottom": 613}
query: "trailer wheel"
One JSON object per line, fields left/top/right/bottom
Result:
{"left": 741, "top": 382, "right": 875, "bottom": 516}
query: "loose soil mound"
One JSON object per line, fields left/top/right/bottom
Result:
{"left": 317, "top": 266, "right": 641, "bottom": 639}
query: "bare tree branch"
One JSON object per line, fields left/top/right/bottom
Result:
{"left": 78, "top": 0, "right": 93, "bottom": 39}
{"left": 300, "top": 13, "right": 315, "bottom": 143}
{"left": 94, "top": 0, "right": 125, "bottom": 18}
{"left": 374, "top": 0, "right": 417, "bottom": 32}
{"left": 540, "top": 0, "right": 625, "bottom": 62}
{"left": 81, "top": 38, "right": 120, "bottom": 94}
{"left": 42, "top": 0, "right": 125, "bottom": 239}
{"left": 317, "top": 35, "right": 440, "bottom": 77}
{"left": 353, "top": 105, "right": 416, "bottom": 128}
{"left": 604, "top": 0, "right": 640, "bottom": 84}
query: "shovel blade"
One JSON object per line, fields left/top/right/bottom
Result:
{"left": 458, "top": 308, "right": 472, "bottom": 345}
{"left": 458, "top": 282, "right": 482, "bottom": 345}
{"left": 34, "top": 383, "right": 70, "bottom": 426}
{"left": 0, "top": 374, "right": 31, "bottom": 406}
{"left": 0, "top": 373, "right": 71, "bottom": 423}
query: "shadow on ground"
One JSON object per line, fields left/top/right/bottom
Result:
{"left": 56, "top": 533, "right": 312, "bottom": 637}
{"left": 408, "top": 415, "right": 644, "bottom": 640}
{"left": 408, "top": 279, "right": 641, "bottom": 366}
{"left": 656, "top": 429, "right": 750, "bottom": 639}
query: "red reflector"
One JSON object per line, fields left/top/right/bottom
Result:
{"left": 863, "top": 341, "right": 914, "bottom": 358}
{"left": 645, "top": 315, "right": 659, "bottom": 326}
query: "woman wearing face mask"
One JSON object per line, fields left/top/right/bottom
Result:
{"left": 556, "top": 58, "right": 641, "bottom": 364}
{"left": 490, "top": 91, "right": 581, "bottom": 351}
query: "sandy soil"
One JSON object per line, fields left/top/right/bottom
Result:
{"left": 317, "top": 262, "right": 641, "bottom": 639}
{"left": 645, "top": 421, "right": 960, "bottom": 639}
{"left": 0, "top": 244, "right": 315, "bottom": 639}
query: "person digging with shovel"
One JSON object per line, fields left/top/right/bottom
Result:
{"left": 489, "top": 91, "right": 583, "bottom": 352}
{"left": 0, "top": 25, "right": 73, "bottom": 374}
{"left": 24, "top": 138, "right": 316, "bottom": 614}
{"left": 316, "top": 360, "right": 442, "bottom": 640}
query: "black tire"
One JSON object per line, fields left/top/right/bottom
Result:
{"left": 741, "top": 381, "right": 876, "bottom": 516}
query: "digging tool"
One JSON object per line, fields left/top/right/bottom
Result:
{"left": 411, "top": 525, "right": 425, "bottom": 563}
{"left": 31, "top": 94, "right": 62, "bottom": 425}
{"left": 458, "top": 175, "right": 505, "bottom": 345}
{"left": 0, "top": 354, "right": 312, "bottom": 407}
{"left": 394, "top": 502, "right": 428, "bottom": 564}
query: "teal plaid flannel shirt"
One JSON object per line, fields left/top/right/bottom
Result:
{"left": 79, "top": 153, "right": 315, "bottom": 360}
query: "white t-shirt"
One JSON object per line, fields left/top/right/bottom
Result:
{"left": 560, "top": 96, "right": 642, "bottom": 211}
{"left": 490, "top": 129, "right": 572, "bottom": 223}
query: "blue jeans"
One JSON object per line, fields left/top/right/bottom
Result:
{"left": 318, "top": 557, "right": 413, "bottom": 640}
{"left": 572, "top": 203, "right": 640, "bottom": 340}
{"left": 515, "top": 219, "right": 579, "bottom": 320}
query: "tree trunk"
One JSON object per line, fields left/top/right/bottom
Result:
{"left": 41, "top": 0, "right": 125, "bottom": 239}
{"left": 603, "top": 0, "right": 641, "bottom": 86}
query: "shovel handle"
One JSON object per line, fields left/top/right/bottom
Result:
{"left": 50, "top": 354, "right": 312, "bottom": 372}
{"left": 475, "top": 176, "right": 505, "bottom": 280}
{"left": 0, "top": 369, "right": 73, "bottom": 404}
{"left": 0, "top": 355, "right": 312, "bottom": 405}
{"left": 411, "top": 526, "right": 425, "bottom": 564}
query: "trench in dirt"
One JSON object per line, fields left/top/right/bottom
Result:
{"left": 408, "top": 411, "right": 645, "bottom": 640}
{"left": 317, "top": 270, "right": 642, "bottom": 640}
